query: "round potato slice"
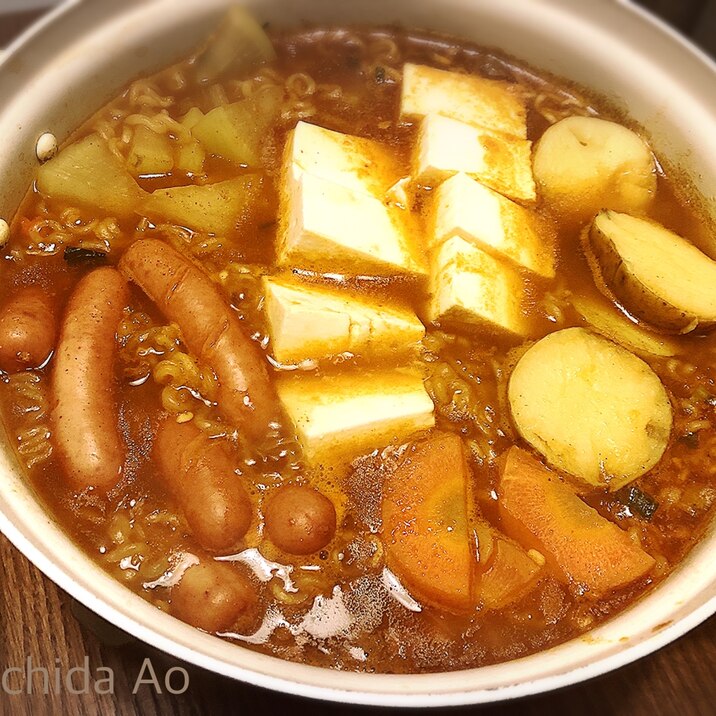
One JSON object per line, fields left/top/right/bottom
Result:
{"left": 508, "top": 327, "right": 672, "bottom": 490}
{"left": 589, "top": 210, "right": 716, "bottom": 333}
{"left": 533, "top": 116, "right": 656, "bottom": 220}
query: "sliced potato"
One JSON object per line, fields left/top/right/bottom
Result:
{"left": 181, "top": 107, "right": 205, "bottom": 130}
{"left": 382, "top": 433, "right": 475, "bottom": 613}
{"left": 508, "top": 327, "right": 672, "bottom": 490}
{"left": 142, "top": 175, "right": 262, "bottom": 235}
{"left": 533, "top": 117, "right": 656, "bottom": 219}
{"left": 175, "top": 140, "right": 206, "bottom": 175}
{"left": 572, "top": 293, "right": 679, "bottom": 357}
{"left": 498, "top": 447, "right": 655, "bottom": 596}
{"left": 36, "top": 134, "right": 144, "bottom": 217}
{"left": 589, "top": 210, "right": 716, "bottom": 333}
{"left": 192, "top": 6, "right": 276, "bottom": 84}
{"left": 192, "top": 88, "right": 282, "bottom": 166}
{"left": 127, "top": 125, "right": 174, "bottom": 177}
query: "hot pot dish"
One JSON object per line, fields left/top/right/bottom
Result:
{"left": 1, "top": 6, "right": 715, "bottom": 674}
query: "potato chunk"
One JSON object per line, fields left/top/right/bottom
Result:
{"left": 192, "top": 5, "right": 276, "bottom": 84}
{"left": 589, "top": 210, "right": 716, "bottom": 333}
{"left": 532, "top": 117, "right": 656, "bottom": 219}
{"left": 382, "top": 433, "right": 475, "bottom": 612}
{"left": 498, "top": 447, "right": 655, "bottom": 596}
{"left": 127, "top": 125, "right": 174, "bottom": 177}
{"left": 191, "top": 89, "right": 281, "bottom": 166}
{"left": 508, "top": 327, "right": 672, "bottom": 490}
{"left": 36, "top": 134, "right": 144, "bottom": 217}
{"left": 572, "top": 293, "right": 679, "bottom": 357}
{"left": 142, "top": 175, "right": 262, "bottom": 235}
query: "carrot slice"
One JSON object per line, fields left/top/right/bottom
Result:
{"left": 382, "top": 432, "right": 475, "bottom": 612}
{"left": 498, "top": 447, "right": 655, "bottom": 596}
{"left": 477, "top": 528, "right": 542, "bottom": 610}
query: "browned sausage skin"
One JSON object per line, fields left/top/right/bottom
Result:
{"left": 119, "top": 240, "right": 276, "bottom": 441}
{"left": 51, "top": 267, "right": 128, "bottom": 491}
{"left": 170, "top": 559, "right": 256, "bottom": 633}
{"left": 0, "top": 287, "right": 57, "bottom": 373}
{"left": 264, "top": 485, "right": 336, "bottom": 555}
{"left": 155, "top": 418, "right": 253, "bottom": 552}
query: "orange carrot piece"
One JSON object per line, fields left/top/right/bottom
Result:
{"left": 382, "top": 432, "right": 475, "bottom": 612}
{"left": 477, "top": 533, "right": 542, "bottom": 610}
{"left": 498, "top": 447, "right": 655, "bottom": 596}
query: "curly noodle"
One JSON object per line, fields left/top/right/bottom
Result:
{"left": 4, "top": 372, "right": 52, "bottom": 469}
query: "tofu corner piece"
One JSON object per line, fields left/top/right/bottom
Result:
{"left": 277, "top": 370, "right": 435, "bottom": 461}
{"left": 286, "top": 121, "right": 400, "bottom": 196}
{"left": 278, "top": 169, "right": 427, "bottom": 277}
{"left": 414, "top": 113, "right": 536, "bottom": 203}
{"left": 263, "top": 276, "right": 426, "bottom": 363}
{"left": 427, "top": 236, "right": 528, "bottom": 337}
{"left": 400, "top": 63, "right": 527, "bottom": 140}
{"left": 432, "top": 173, "right": 555, "bottom": 279}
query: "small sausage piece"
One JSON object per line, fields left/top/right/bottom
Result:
{"left": 264, "top": 485, "right": 336, "bottom": 555}
{"left": 170, "top": 560, "right": 256, "bottom": 633}
{"left": 0, "top": 287, "right": 57, "bottom": 372}
{"left": 155, "top": 418, "right": 252, "bottom": 552}
{"left": 119, "top": 240, "right": 276, "bottom": 441}
{"left": 51, "top": 267, "right": 127, "bottom": 490}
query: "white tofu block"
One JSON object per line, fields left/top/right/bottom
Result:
{"left": 427, "top": 236, "right": 528, "bottom": 336}
{"left": 279, "top": 170, "right": 427, "bottom": 277}
{"left": 277, "top": 370, "right": 435, "bottom": 461}
{"left": 414, "top": 114, "right": 536, "bottom": 202}
{"left": 400, "top": 63, "right": 527, "bottom": 139}
{"left": 263, "top": 277, "right": 425, "bottom": 363}
{"left": 286, "top": 121, "right": 400, "bottom": 197}
{"left": 432, "top": 173, "right": 555, "bottom": 278}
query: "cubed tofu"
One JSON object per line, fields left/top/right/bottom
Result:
{"left": 400, "top": 63, "right": 527, "bottom": 139}
{"left": 277, "top": 370, "right": 435, "bottom": 461}
{"left": 264, "top": 277, "right": 425, "bottom": 363}
{"left": 431, "top": 173, "right": 555, "bottom": 279}
{"left": 414, "top": 114, "right": 535, "bottom": 202}
{"left": 427, "top": 236, "right": 528, "bottom": 336}
{"left": 279, "top": 169, "right": 427, "bottom": 277}
{"left": 286, "top": 121, "right": 400, "bottom": 197}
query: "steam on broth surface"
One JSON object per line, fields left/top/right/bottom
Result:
{"left": 2, "top": 8, "right": 716, "bottom": 673}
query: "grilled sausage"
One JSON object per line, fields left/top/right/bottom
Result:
{"left": 119, "top": 240, "right": 276, "bottom": 441}
{"left": 0, "top": 287, "right": 57, "bottom": 372}
{"left": 155, "top": 418, "right": 252, "bottom": 552}
{"left": 170, "top": 559, "right": 256, "bottom": 633}
{"left": 264, "top": 485, "right": 336, "bottom": 555}
{"left": 51, "top": 267, "right": 127, "bottom": 490}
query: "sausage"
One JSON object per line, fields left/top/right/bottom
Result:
{"left": 0, "top": 287, "right": 57, "bottom": 372}
{"left": 119, "top": 239, "right": 276, "bottom": 441}
{"left": 264, "top": 485, "right": 336, "bottom": 555}
{"left": 170, "top": 559, "right": 256, "bottom": 633}
{"left": 51, "top": 267, "right": 128, "bottom": 490}
{"left": 155, "top": 418, "right": 252, "bottom": 552}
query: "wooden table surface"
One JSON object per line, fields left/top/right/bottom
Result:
{"left": 2, "top": 2, "right": 716, "bottom": 714}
